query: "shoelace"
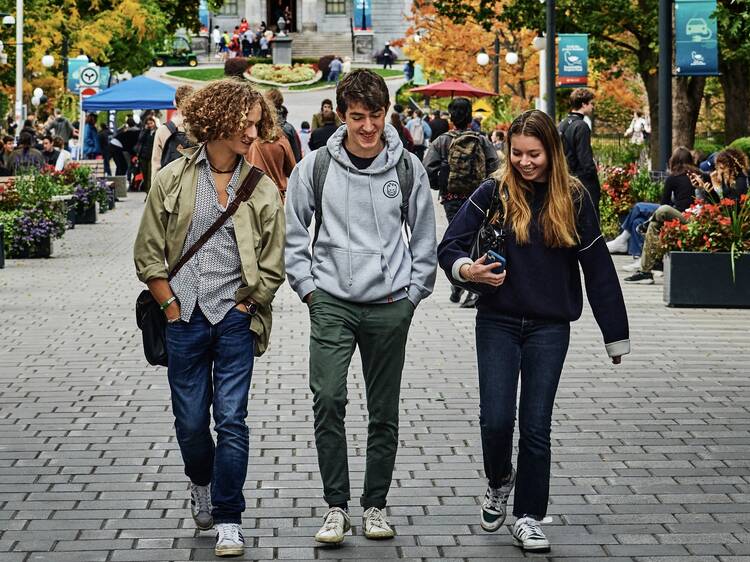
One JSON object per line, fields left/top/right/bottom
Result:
{"left": 192, "top": 485, "right": 212, "bottom": 513}
{"left": 482, "top": 488, "right": 503, "bottom": 510}
{"left": 218, "top": 524, "right": 243, "bottom": 544}
{"left": 322, "top": 509, "right": 345, "bottom": 531}
{"left": 365, "top": 508, "right": 389, "bottom": 529}
{"left": 517, "top": 518, "right": 545, "bottom": 539}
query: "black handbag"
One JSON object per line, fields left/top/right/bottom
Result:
{"left": 456, "top": 179, "right": 508, "bottom": 296}
{"left": 135, "top": 166, "right": 265, "bottom": 367}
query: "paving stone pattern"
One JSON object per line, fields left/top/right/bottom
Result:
{"left": 1, "top": 194, "right": 749, "bottom": 562}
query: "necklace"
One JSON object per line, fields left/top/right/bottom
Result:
{"left": 208, "top": 156, "right": 239, "bottom": 174}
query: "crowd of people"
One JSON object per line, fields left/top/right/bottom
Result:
{"left": 132, "top": 70, "right": 632, "bottom": 559}
{"left": 210, "top": 15, "right": 288, "bottom": 61}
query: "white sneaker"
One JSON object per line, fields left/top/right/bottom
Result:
{"left": 214, "top": 523, "right": 245, "bottom": 557}
{"left": 362, "top": 507, "right": 395, "bottom": 539}
{"left": 606, "top": 231, "right": 630, "bottom": 254}
{"left": 622, "top": 260, "right": 642, "bottom": 272}
{"left": 480, "top": 468, "right": 516, "bottom": 532}
{"left": 512, "top": 516, "right": 550, "bottom": 552}
{"left": 189, "top": 483, "right": 213, "bottom": 531}
{"left": 314, "top": 507, "right": 351, "bottom": 544}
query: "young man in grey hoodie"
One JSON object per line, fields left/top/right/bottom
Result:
{"left": 285, "top": 69, "right": 437, "bottom": 544}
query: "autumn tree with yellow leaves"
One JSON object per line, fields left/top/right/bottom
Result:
{"left": 398, "top": 0, "right": 540, "bottom": 114}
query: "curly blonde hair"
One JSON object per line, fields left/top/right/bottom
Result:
{"left": 181, "top": 78, "right": 275, "bottom": 143}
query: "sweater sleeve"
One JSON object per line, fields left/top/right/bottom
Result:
{"left": 405, "top": 155, "right": 438, "bottom": 307}
{"left": 284, "top": 157, "right": 317, "bottom": 301}
{"left": 574, "top": 123, "right": 598, "bottom": 182}
{"left": 661, "top": 176, "right": 675, "bottom": 206}
{"left": 437, "top": 180, "right": 495, "bottom": 282}
{"left": 576, "top": 190, "right": 631, "bottom": 357}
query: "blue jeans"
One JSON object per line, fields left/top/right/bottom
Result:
{"left": 475, "top": 310, "right": 570, "bottom": 520}
{"left": 166, "top": 307, "right": 255, "bottom": 524}
{"left": 327, "top": 70, "right": 340, "bottom": 82}
{"left": 621, "top": 202, "right": 659, "bottom": 256}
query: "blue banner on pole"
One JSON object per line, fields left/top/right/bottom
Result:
{"left": 67, "top": 59, "right": 111, "bottom": 92}
{"left": 353, "top": 0, "right": 372, "bottom": 31}
{"left": 675, "top": 0, "right": 719, "bottom": 75}
{"left": 557, "top": 34, "right": 588, "bottom": 87}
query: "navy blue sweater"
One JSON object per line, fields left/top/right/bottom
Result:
{"left": 438, "top": 179, "right": 630, "bottom": 356}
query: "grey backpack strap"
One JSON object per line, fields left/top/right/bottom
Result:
{"left": 396, "top": 150, "right": 414, "bottom": 235}
{"left": 312, "top": 148, "right": 332, "bottom": 247}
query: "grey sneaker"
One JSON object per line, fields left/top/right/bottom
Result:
{"left": 512, "top": 516, "right": 550, "bottom": 552}
{"left": 214, "top": 523, "right": 245, "bottom": 557}
{"left": 314, "top": 507, "right": 351, "bottom": 544}
{"left": 480, "top": 468, "right": 516, "bottom": 532}
{"left": 190, "top": 483, "right": 213, "bottom": 531}
{"left": 362, "top": 507, "right": 395, "bottom": 539}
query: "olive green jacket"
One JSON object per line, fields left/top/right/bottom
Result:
{"left": 133, "top": 145, "right": 286, "bottom": 356}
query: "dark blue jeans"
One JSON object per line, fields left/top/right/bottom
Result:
{"left": 166, "top": 307, "right": 255, "bottom": 525}
{"left": 621, "top": 202, "right": 659, "bottom": 256}
{"left": 475, "top": 309, "right": 570, "bottom": 520}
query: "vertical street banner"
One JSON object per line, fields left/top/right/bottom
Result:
{"left": 353, "top": 0, "right": 372, "bottom": 31}
{"left": 675, "top": 0, "right": 719, "bottom": 75}
{"left": 557, "top": 34, "right": 588, "bottom": 87}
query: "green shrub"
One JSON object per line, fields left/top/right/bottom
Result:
{"left": 599, "top": 192, "right": 620, "bottom": 240}
{"left": 630, "top": 167, "right": 662, "bottom": 203}
{"left": 693, "top": 138, "right": 724, "bottom": 158}
{"left": 729, "top": 137, "right": 750, "bottom": 160}
{"left": 593, "top": 138, "right": 641, "bottom": 167}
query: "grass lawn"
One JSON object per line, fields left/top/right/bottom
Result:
{"left": 167, "top": 66, "right": 403, "bottom": 86}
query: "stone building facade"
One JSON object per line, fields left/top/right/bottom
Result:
{"left": 211, "top": 0, "right": 413, "bottom": 53}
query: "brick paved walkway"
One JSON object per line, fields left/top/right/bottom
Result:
{"left": 1, "top": 193, "right": 749, "bottom": 561}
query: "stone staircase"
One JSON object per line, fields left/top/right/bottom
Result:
{"left": 289, "top": 32, "right": 353, "bottom": 59}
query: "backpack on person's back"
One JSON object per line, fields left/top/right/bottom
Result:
{"left": 445, "top": 131, "right": 487, "bottom": 196}
{"left": 409, "top": 119, "right": 425, "bottom": 146}
{"left": 160, "top": 121, "right": 195, "bottom": 168}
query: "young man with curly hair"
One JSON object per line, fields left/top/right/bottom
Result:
{"left": 285, "top": 69, "right": 437, "bottom": 544}
{"left": 134, "top": 78, "right": 286, "bottom": 557}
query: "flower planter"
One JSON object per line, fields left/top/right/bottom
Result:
{"left": 109, "top": 175, "right": 128, "bottom": 199}
{"left": 0, "top": 225, "right": 4, "bottom": 268}
{"left": 66, "top": 199, "right": 76, "bottom": 229}
{"left": 108, "top": 186, "right": 116, "bottom": 210}
{"left": 664, "top": 251, "right": 750, "bottom": 308}
{"left": 8, "top": 236, "right": 53, "bottom": 259}
{"left": 76, "top": 203, "right": 97, "bottom": 225}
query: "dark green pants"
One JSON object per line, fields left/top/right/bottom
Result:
{"left": 308, "top": 289, "right": 414, "bottom": 509}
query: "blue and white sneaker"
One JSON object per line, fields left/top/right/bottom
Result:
{"left": 480, "top": 468, "right": 516, "bottom": 532}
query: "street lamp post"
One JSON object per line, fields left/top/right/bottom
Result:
{"left": 14, "top": 0, "right": 22, "bottom": 132}
{"left": 545, "top": 0, "right": 556, "bottom": 118}
{"left": 658, "top": 0, "right": 672, "bottom": 172}
{"left": 492, "top": 33, "right": 500, "bottom": 95}
{"left": 477, "top": 37, "right": 517, "bottom": 95}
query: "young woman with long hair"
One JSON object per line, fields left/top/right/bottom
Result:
{"left": 438, "top": 109, "right": 629, "bottom": 553}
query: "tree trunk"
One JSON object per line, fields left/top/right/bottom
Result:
{"left": 672, "top": 76, "right": 706, "bottom": 149}
{"left": 640, "top": 70, "right": 660, "bottom": 167}
{"left": 720, "top": 59, "right": 750, "bottom": 143}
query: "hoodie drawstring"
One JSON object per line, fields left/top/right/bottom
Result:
{"left": 346, "top": 168, "right": 353, "bottom": 287}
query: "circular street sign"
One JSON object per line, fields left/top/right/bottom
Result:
{"left": 80, "top": 87, "right": 98, "bottom": 97}
{"left": 79, "top": 66, "right": 100, "bottom": 86}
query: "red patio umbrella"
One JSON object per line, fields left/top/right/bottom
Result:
{"left": 409, "top": 79, "right": 496, "bottom": 98}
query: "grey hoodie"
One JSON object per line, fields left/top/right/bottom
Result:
{"left": 285, "top": 123, "right": 437, "bottom": 306}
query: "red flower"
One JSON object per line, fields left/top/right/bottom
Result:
{"left": 720, "top": 198, "right": 736, "bottom": 207}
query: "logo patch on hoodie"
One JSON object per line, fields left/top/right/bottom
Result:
{"left": 383, "top": 180, "right": 400, "bottom": 198}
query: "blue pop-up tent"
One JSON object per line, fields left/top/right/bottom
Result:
{"left": 82, "top": 76, "right": 176, "bottom": 111}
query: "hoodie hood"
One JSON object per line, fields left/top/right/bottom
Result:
{"left": 326, "top": 123, "right": 404, "bottom": 175}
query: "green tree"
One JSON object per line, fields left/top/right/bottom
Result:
{"left": 715, "top": 0, "right": 750, "bottom": 143}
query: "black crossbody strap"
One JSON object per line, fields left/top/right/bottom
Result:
{"left": 167, "top": 166, "right": 265, "bottom": 281}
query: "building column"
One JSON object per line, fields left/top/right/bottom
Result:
{"left": 301, "top": 0, "right": 317, "bottom": 32}
{"left": 245, "top": 0, "right": 263, "bottom": 26}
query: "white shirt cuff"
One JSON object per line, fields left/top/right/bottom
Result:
{"left": 605, "top": 339, "right": 630, "bottom": 357}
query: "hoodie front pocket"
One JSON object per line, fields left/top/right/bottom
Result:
{"left": 313, "top": 246, "right": 387, "bottom": 301}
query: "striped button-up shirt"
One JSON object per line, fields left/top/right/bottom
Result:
{"left": 170, "top": 147, "right": 244, "bottom": 325}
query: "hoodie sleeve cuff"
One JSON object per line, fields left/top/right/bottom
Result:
{"left": 407, "top": 285, "right": 426, "bottom": 308}
{"left": 605, "top": 339, "right": 630, "bottom": 358}
{"left": 295, "top": 278, "right": 318, "bottom": 302}
{"left": 452, "top": 257, "right": 474, "bottom": 282}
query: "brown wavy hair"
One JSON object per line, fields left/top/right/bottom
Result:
{"left": 493, "top": 110, "right": 582, "bottom": 248}
{"left": 181, "top": 78, "right": 275, "bottom": 143}
{"left": 712, "top": 148, "right": 749, "bottom": 190}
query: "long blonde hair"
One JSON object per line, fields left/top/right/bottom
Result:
{"left": 493, "top": 110, "right": 582, "bottom": 248}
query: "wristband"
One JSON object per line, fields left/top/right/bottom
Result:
{"left": 160, "top": 296, "right": 177, "bottom": 311}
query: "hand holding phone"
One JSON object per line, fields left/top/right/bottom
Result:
{"left": 485, "top": 250, "right": 506, "bottom": 274}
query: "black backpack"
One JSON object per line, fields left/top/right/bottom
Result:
{"left": 161, "top": 121, "right": 194, "bottom": 168}
{"left": 311, "top": 148, "right": 414, "bottom": 246}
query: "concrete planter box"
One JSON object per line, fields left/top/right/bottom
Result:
{"left": 109, "top": 176, "right": 128, "bottom": 199}
{"left": 664, "top": 251, "right": 750, "bottom": 308}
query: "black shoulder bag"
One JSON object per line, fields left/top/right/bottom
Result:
{"left": 135, "top": 166, "right": 265, "bottom": 367}
{"left": 455, "top": 179, "right": 508, "bottom": 296}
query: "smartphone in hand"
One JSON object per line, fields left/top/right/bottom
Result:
{"left": 486, "top": 250, "right": 506, "bottom": 274}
